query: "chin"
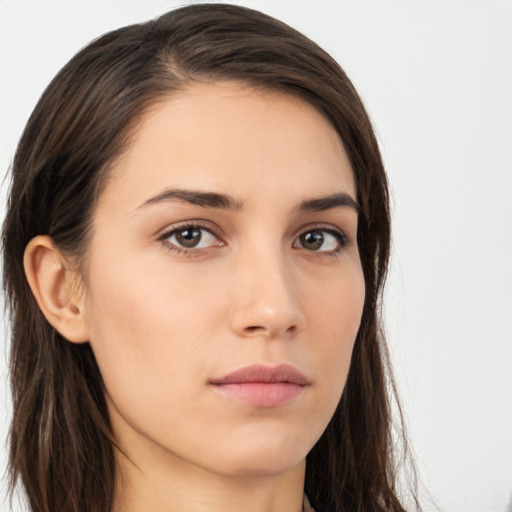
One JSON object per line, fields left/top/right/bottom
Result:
{"left": 209, "top": 432, "right": 311, "bottom": 478}
{"left": 219, "top": 455, "right": 305, "bottom": 478}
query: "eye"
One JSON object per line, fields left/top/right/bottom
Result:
{"left": 294, "top": 228, "right": 346, "bottom": 253}
{"left": 162, "top": 224, "right": 222, "bottom": 251}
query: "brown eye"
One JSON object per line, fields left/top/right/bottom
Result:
{"left": 299, "top": 231, "right": 324, "bottom": 250}
{"left": 295, "top": 229, "right": 344, "bottom": 252}
{"left": 164, "top": 226, "right": 220, "bottom": 250}
{"left": 175, "top": 228, "right": 202, "bottom": 248}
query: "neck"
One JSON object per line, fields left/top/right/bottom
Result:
{"left": 112, "top": 444, "right": 306, "bottom": 512}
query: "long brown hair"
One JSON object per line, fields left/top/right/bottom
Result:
{"left": 3, "top": 4, "right": 418, "bottom": 511}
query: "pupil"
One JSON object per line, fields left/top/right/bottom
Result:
{"left": 176, "top": 228, "right": 201, "bottom": 248}
{"left": 302, "top": 231, "right": 323, "bottom": 250}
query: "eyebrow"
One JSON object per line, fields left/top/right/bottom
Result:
{"left": 138, "top": 188, "right": 244, "bottom": 211}
{"left": 138, "top": 188, "right": 359, "bottom": 213}
{"left": 297, "top": 193, "right": 360, "bottom": 214}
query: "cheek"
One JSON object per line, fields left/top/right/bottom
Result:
{"left": 301, "top": 262, "right": 365, "bottom": 400}
{"left": 307, "top": 261, "right": 365, "bottom": 341}
{"left": 282, "top": 270, "right": 364, "bottom": 459}
{"left": 83, "top": 254, "right": 218, "bottom": 416}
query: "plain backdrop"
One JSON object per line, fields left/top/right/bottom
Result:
{"left": 1, "top": 1, "right": 511, "bottom": 511}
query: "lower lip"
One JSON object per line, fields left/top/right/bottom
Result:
{"left": 212, "top": 382, "right": 305, "bottom": 407}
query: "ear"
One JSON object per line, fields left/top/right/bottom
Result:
{"left": 23, "top": 235, "right": 89, "bottom": 343}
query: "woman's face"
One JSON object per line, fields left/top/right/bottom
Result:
{"left": 82, "top": 82, "right": 365, "bottom": 478}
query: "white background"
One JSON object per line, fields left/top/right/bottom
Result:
{"left": 1, "top": 1, "right": 511, "bottom": 511}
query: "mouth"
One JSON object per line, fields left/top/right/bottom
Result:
{"left": 209, "top": 364, "right": 310, "bottom": 407}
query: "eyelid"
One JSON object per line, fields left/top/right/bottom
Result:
{"left": 157, "top": 220, "right": 225, "bottom": 254}
{"left": 292, "top": 223, "right": 349, "bottom": 253}
{"left": 294, "top": 222, "right": 348, "bottom": 241}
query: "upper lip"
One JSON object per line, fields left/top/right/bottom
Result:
{"left": 210, "top": 364, "right": 309, "bottom": 386}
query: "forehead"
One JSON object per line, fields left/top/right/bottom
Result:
{"left": 101, "top": 81, "right": 355, "bottom": 212}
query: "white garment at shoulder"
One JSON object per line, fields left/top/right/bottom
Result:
{"left": 303, "top": 494, "right": 316, "bottom": 512}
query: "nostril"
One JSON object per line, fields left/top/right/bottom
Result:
{"left": 243, "top": 324, "right": 298, "bottom": 336}
{"left": 245, "top": 325, "right": 264, "bottom": 333}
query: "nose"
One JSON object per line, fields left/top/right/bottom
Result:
{"left": 229, "top": 248, "right": 306, "bottom": 340}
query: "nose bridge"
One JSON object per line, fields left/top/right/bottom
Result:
{"left": 229, "top": 237, "right": 305, "bottom": 338}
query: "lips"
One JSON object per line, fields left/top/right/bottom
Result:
{"left": 209, "top": 364, "right": 309, "bottom": 407}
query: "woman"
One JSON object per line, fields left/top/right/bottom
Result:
{"left": 2, "top": 4, "right": 418, "bottom": 512}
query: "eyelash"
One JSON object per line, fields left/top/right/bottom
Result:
{"left": 292, "top": 224, "right": 348, "bottom": 258}
{"left": 158, "top": 221, "right": 223, "bottom": 256}
{"left": 157, "top": 222, "right": 348, "bottom": 257}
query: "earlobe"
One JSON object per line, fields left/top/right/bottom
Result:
{"left": 23, "top": 235, "right": 89, "bottom": 343}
